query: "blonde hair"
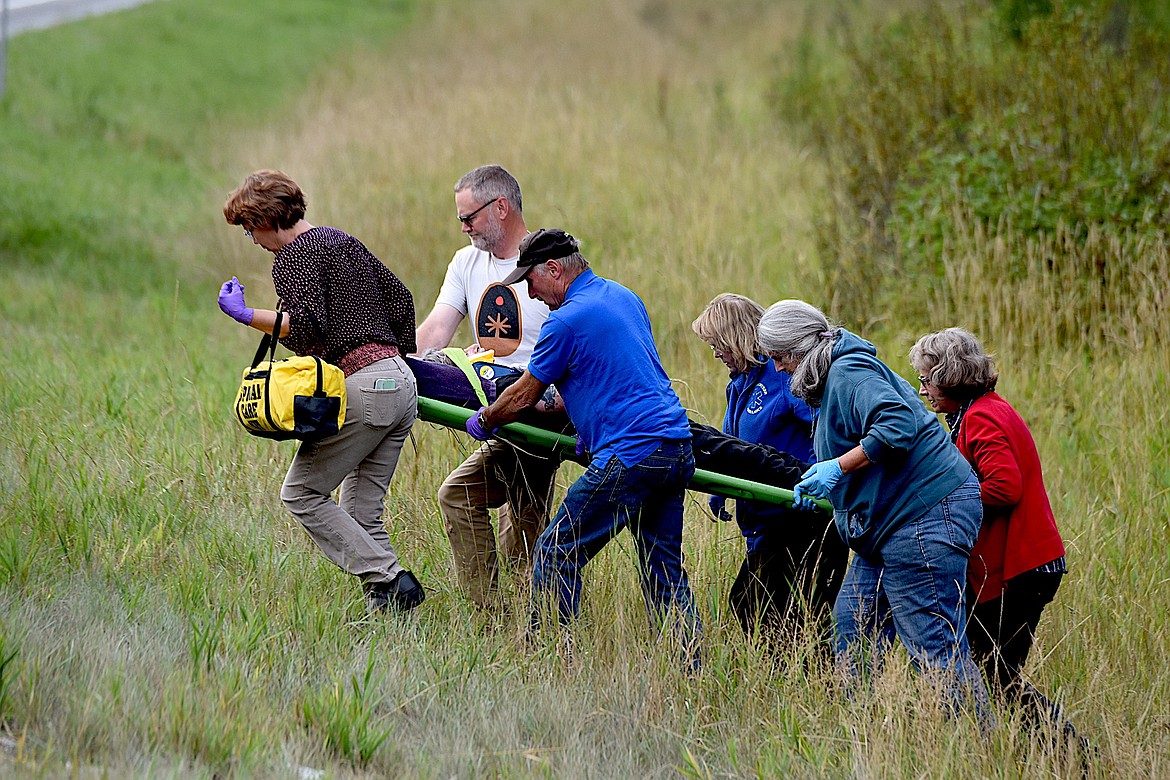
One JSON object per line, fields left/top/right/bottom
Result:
{"left": 691, "top": 293, "right": 766, "bottom": 374}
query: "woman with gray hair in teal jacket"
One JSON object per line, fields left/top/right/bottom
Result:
{"left": 758, "top": 299, "right": 989, "bottom": 718}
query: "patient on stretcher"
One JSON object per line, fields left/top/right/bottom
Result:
{"left": 405, "top": 351, "right": 567, "bottom": 424}
{"left": 405, "top": 352, "right": 809, "bottom": 494}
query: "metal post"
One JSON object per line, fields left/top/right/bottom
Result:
{"left": 1, "top": 0, "right": 9, "bottom": 99}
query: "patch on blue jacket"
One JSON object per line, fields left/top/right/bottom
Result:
{"left": 745, "top": 383, "right": 768, "bottom": 415}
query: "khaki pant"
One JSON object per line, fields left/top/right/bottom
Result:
{"left": 438, "top": 440, "right": 559, "bottom": 606}
{"left": 280, "top": 357, "right": 417, "bottom": 586}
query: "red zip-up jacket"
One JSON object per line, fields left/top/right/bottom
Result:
{"left": 956, "top": 392, "right": 1066, "bottom": 603}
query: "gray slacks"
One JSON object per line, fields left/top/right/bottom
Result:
{"left": 280, "top": 356, "right": 417, "bottom": 585}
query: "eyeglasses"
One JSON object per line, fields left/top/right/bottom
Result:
{"left": 243, "top": 228, "right": 254, "bottom": 239}
{"left": 917, "top": 375, "right": 934, "bottom": 387}
{"left": 457, "top": 197, "right": 499, "bottom": 226}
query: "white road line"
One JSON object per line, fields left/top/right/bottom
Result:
{"left": 5, "top": 0, "right": 156, "bottom": 36}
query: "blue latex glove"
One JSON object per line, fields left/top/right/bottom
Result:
{"left": 792, "top": 459, "right": 843, "bottom": 510}
{"left": 708, "top": 495, "right": 733, "bottom": 522}
{"left": 218, "top": 277, "right": 254, "bottom": 325}
{"left": 464, "top": 407, "right": 497, "bottom": 441}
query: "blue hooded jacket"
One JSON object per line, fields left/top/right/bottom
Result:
{"left": 814, "top": 329, "right": 973, "bottom": 556}
{"left": 723, "top": 359, "right": 816, "bottom": 554}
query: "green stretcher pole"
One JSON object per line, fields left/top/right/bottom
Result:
{"left": 416, "top": 397, "right": 832, "bottom": 511}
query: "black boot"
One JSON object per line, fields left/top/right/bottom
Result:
{"left": 366, "top": 570, "right": 425, "bottom": 613}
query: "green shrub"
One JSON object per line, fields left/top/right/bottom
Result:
{"left": 776, "top": 0, "right": 1170, "bottom": 335}
{"left": 994, "top": 0, "right": 1170, "bottom": 42}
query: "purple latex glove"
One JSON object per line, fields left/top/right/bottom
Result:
{"left": 218, "top": 276, "right": 254, "bottom": 325}
{"left": 708, "top": 494, "right": 733, "bottom": 522}
{"left": 574, "top": 436, "right": 587, "bottom": 459}
{"left": 465, "top": 407, "right": 497, "bottom": 441}
{"left": 792, "top": 459, "right": 843, "bottom": 510}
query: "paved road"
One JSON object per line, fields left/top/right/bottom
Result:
{"left": 5, "top": 0, "right": 155, "bottom": 36}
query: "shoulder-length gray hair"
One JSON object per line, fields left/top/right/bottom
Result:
{"left": 908, "top": 327, "right": 998, "bottom": 402}
{"left": 757, "top": 299, "right": 839, "bottom": 405}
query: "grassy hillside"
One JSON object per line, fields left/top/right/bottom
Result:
{"left": 1, "top": 0, "right": 1166, "bottom": 776}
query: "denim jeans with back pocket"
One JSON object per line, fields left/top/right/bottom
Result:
{"left": 833, "top": 471, "right": 991, "bottom": 720}
{"left": 531, "top": 440, "right": 701, "bottom": 662}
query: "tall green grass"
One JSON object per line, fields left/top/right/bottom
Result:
{"left": 775, "top": 0, "right": 1170, "bottom": 333}
{"left": 0, "top": 0, "right": 415, "bottom": 292}
{"left": 1, "top": 0, "right": 1165, "bottom": 776}
{"left": 773, "top": 1, "right": 1170, "bottom": 775}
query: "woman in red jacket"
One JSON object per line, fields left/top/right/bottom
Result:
{"left": 910, "top": 328, "right": 1077, "bottom": 737}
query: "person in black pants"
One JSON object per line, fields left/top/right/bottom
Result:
{"left": 692, "top": 294, "right": 848, "bottom": 641}
{"left": 911, "top": 328, "right": 1088, "bottom": 758}
{"left": 407, "top": 330, "right": 849, "bottom": 639}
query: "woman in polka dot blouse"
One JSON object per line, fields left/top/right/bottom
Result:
{"left": 218, "top": 169, "right": 425, "bottom": 613}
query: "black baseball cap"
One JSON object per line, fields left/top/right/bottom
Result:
{"left": 502, "top": 228, "right": 579, "bottom": 286}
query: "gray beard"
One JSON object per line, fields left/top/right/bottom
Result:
{"left": 471, "top": 218, "right": 505, "bottom": 255}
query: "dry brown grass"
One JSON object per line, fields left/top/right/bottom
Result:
{"left": 206, "top": 0, "right": 823, "bottom": 406}
{"left": 4, "top": 0, "right": 1164, "bottom": 776}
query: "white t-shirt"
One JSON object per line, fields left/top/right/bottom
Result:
{"left": 434, "top": 244, "right": 551, "bottom": 368}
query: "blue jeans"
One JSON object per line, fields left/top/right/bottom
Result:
{"left": 834, "top": 473, "right": 990, "bottom": 718}
{"left": 531, "top": 441, "right": 700, "bottom": 656}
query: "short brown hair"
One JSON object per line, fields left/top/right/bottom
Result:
{"left": 692, "top": 293, "right": 767, "bottom": 374}
{"left": 223, "top": 170, "right": 307, "bottom": 231}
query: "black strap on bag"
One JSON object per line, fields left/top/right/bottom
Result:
{"left": 236, "top": 311, "right": 287, "bottom": 435}
{"left": 245, "top": 311, "right": 330, "bottom": 434}
{"left": 249, "top": 310, "right": 282, "bottom": 367}
{"left": 259, "top": 312, "right": 282, "bottom": 433}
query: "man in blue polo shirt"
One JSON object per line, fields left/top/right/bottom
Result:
{"left": 465, "top": 229, "right": 700, "bottom": 663}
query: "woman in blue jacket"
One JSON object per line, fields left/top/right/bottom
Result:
{"left": 692, "top": 294, "right": 847, "bottom": 640}
{"left": 758, "top": 300, "right": 988, "bottom": 715}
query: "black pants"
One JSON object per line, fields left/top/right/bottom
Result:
{"left": 728, "top": 515, "right": 849, "bottom": 639}
{"left": 968, "top": 571, "right": 1078, "bottom": 734}
{"left": 689, "top": 421, "right": 848, "bottom": 638}
{"left": 689, "top": 421, "right": 807, "bottom": 487}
